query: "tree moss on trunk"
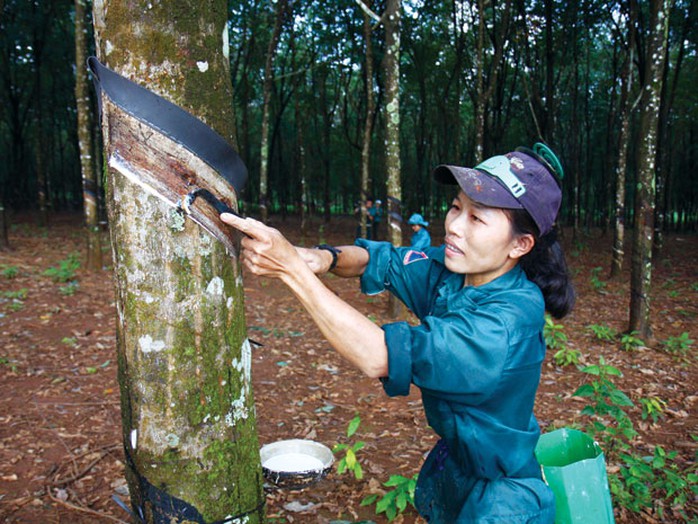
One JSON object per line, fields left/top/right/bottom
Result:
{"left": 92, "top": 1, "right": 263, "bottom": 522}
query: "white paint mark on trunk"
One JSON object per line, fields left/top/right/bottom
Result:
{"left": 206, "top": 276, "right": 225, "bottom": 296}
{"left": 139, "top": 334, "right": 166, "bottom": 353}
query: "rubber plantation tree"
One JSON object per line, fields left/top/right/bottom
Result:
{"left": 259, "top": 0, "right": 287, "bottom": 223}
{"left": 355, "top": 0, "right": 378, "bottom": 240}
{"left": 91, "top": 1, "right": 264, "bottom": 522}
{"left": 358, "top": 0, "right": 404, "bottom": 317}
{"left": 74, "top": 0, "right": 102, "bottom": 271}
{"left": 611, "top": 2, "right": 637, "bottom": 279}
{"left": 629, "top": 0, "right": 672, "bottom": 339}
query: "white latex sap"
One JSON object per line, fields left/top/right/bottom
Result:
{"left": 263, "top": 452, "right": 324, "bottom": 472}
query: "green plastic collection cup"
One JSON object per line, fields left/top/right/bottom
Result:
{"left": 535, "top": 428, "right": 615, "bottom": 524}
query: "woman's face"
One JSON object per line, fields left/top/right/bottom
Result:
{"left": 444, "top": 191, "right": 531, "bottom": 287}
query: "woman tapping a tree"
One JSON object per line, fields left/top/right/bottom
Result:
{"left": 221, "top": 143, "right": 574, "bottom": 523}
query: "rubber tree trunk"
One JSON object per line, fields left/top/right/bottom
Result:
{"left": 610, "top": 6, "right": 636, "bottom": 279}
{"left": 91, "top": 1, "right": 264, "bottom": 522}
{"left": 629, "top": 0, "right": 671, "bottom": 339}
{"left": 259, "top": 0, "right": 286, "bottom": 223}
{"left": 383, "top": 0, "right": 403, "bottom": 319}
{"left": 0, "top": 203, "right": 8, "bottom": 250}
{"left": 360, "top": 4, "right": 376, "bottom": 240}
{"left": 74, "top": 0, "right": 102, "bottom": 271}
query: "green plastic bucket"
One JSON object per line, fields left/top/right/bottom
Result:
{"left": 535, "top": 428, "right": 615, "bottom": 524}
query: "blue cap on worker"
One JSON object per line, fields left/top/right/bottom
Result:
{"left": 408, "top": 213, "right": 429, "bottom": 227}
{"left": 432, "top": 143, "right": 564, "bottom": 236}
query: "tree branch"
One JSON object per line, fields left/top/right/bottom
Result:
{"left": 354, "top": 0, "right": 382, "bottom": 23}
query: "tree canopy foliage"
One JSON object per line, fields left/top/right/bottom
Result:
{"left": 1, "top": 0, "right": 696, "bottom": 231}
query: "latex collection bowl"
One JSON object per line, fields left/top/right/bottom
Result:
{"left": 260, "top": 439, "right": 334, "bottom": 489}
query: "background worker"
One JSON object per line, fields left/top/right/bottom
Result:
{"left": 407, "top": 212, "right": 431, "bottom": 250}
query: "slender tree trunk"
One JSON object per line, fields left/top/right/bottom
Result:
{"left": 544, "top": 0, "right": 555, "bottom": 142}
{"left": 610, "top": 20, "right": 635, "bottom": 279}
{"left": 474, "top": 0, "right": 512, "bottom": 161}
{"left": 75, "top": 0, "right": 102, "bottom": 271}
{"left": 259, "top": 0, "right": 286, "bottom": 223}
{"left": 474, "top": 0, "right": 486, "bottom": 161}
{"left": 289, "top": 25, "right": 308, "bottom": 238}
{"left": 360, "top": 5, "right": 376, "bottom": 240}
{"left": 32, "top": 21, "right": 48, "bottom": 227}
{"left": 91, "top": 1, "right": 264, "bottom": 522}
{"left": 570, "top": 5, "right": 581, "bottom": 243}
{"left": 629, "top": 0, "right": 672, "bottom": 339}
{"left": 384, "top": 0, "right": 403, "bottom": 318}
{"left": 0, "top": 202, "right": 8, "bottom": 250}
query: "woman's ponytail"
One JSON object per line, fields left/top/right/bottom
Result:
{"left": 509, "top": 210, "right": 575, "bottom": 319}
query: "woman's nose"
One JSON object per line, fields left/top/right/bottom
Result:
{"left": 447, "top": 211, "right": 467, "bottom": 236}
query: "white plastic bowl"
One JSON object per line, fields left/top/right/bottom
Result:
{"left": 260, "top": 439, "right": 334, "bottom": 489}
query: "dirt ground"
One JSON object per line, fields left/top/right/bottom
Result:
{"left": 0, "top": 213, "right": 695, "bottom": 523}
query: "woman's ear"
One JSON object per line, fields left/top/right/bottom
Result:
{"left": 509, "top": 234, "right": 535, "bottom": 260}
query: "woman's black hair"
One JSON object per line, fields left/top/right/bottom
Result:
{"left": 507, "top": 208, "right": 575, "bottom": 319}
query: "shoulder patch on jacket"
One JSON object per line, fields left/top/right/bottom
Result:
{"left": 403, "top": 250, "right": 429, "bottom": 265}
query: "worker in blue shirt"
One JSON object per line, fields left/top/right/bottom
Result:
{"left": 222, "top": 143, "right": 575, "bottom": 523}
{"left": 407, "top": 213, "right": 431, "bottom": 250}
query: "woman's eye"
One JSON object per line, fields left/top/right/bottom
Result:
{"left": 471, "top": 214, "right": 483, "bottom": 223}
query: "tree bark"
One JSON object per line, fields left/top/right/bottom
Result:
{"left": 0, "top": 202, "right": 8, "bottom": 250}
{"left": 383, "top": 0, "right": 403, "bottom": 318}
{"left": 474, "top": 0, "right": 512, "bottom": 161}
{"left": 629, "top": 0, "right": 672, "bottom": 339}
{"left": 611, "top": 4, "right": 637, "bottom": 279}
{"left": 74, "top": 0, "right": 102, "bottom": 271}
{"left": 31, "top": 2, "right": 50, "bottom": 227}
{"left": 359, "top": 3, "right": 376, "bottom": 240}
{"left": 91, "top": 1, "right": 264, "bottom": 522}
{"left": 259, "top": 0, "right": 286, "bottom": 223}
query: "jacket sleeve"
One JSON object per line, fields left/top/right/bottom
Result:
{"left": 355, "top": 239, "right": 444, "bottom": 319}
{"left": 380, "top": 307, "right": 510, "bottom": 403}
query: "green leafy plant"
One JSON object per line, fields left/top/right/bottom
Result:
{"left": 553, "top": 346, "right": 581, "bottom": 367}
{"left": 7, "top": 301, "right": 24, "bottom": 312}
{"left": 0, "top": 356, "right": 18, "bottom": 373}
{"left": 661, "top": 332, "right": 693, "bottom": 358}
{"left": 1, "top": 265, "right": 18, "bottom": 278}
{"left": 587, "top": 323, "right": 617, "bottom": 342}
{"left": 639, "top": 396, "right": 667, "bottom": 424}
{"left": 58, "top": 282, "right": 79, "bottom": 296}
{"left": 2, "top": 288, "right": 28, "bottom": 300}
{"left": 619, "top": 331, "right": 644, "bottom": 352}
{"left": 361, "top": 474, "right": 418, "bottom": 522}
{"left": 573, "top": 357, "right": 636, "bottom": 447}
{"left": 43, "top": 252, "right": 81, "bottom": 283}
{"left": 589, "top": 266, "right": 607, "bottom": 291}
{"left": 570, "top": 239, "right": 587, "bottom": 258}
{"left": 333, "top": 414, "right": 365, "bottom": 480}
{"left": 574, "top": 359, "right": 697, "bottom": 520}
{"left": 61, "top": 337, "right": 78, "bottom": 347}
{"left": 543, "top": 314, "right": 568, "bottom": 350}
{"left": 611, "top": 445, "right": 697, "bottom": 520}
{"left": 544, "top": 315, "right": 580, "bottom": 366}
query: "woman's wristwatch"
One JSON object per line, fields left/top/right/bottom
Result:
{"left": 313, "top": 244, "right": 342, "bottom": 271}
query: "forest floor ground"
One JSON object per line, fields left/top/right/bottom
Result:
{"left": 0, "top": 212, "right": 696, "bottom": 524}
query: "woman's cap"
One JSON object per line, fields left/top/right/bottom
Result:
{"left": 432, "top": 144, "right": 563, "bottom": 236}
{"left": 407, "top": 213, "right": 429, "bottom": 227}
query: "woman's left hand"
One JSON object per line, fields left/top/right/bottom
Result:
{"left": 220, "top": 213, "right": 301, "bottom": 280}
